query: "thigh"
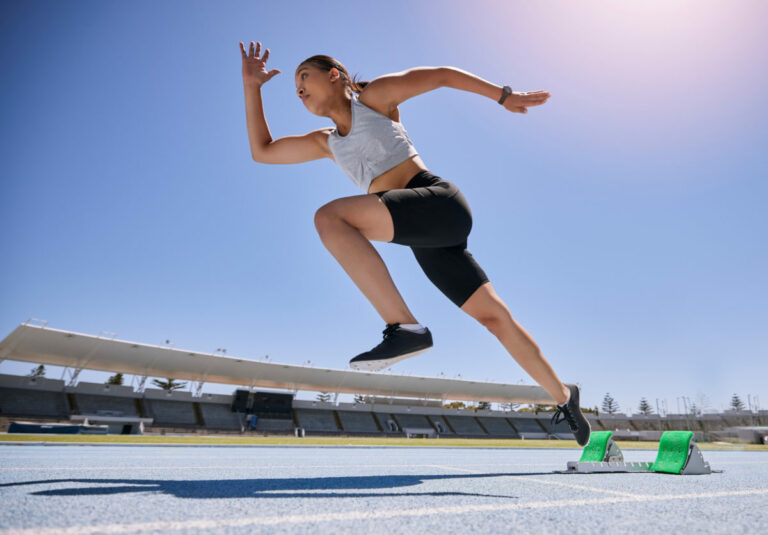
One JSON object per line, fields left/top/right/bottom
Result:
{"left": 378, "top": 181, "right": 474, "bottom": 248}
{"left": 315, "top": 193, "right": 396, "bottom": 243}
{"left": 411, "top": 242, "right": 490, "bottom": 308}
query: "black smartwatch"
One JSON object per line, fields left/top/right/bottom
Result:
{"left": 498, "top": 85, "right": 512, "bottom": 105}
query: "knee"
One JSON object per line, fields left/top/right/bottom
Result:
{"left": 476, "top": 305, "right": 512, "bottom": 334}
{"left": 313, "top": 203, "right": 339, "bottom": 235}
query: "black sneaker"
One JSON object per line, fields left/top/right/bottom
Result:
{"left": 349, "top": 323, "right": 433, "bottom": 371}
{"left": 551, "top": 383, "right": 591, "bottom": 447}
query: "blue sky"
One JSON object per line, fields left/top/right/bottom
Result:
{"left": 1, "top": 0, "right": 766, "bottom": 413}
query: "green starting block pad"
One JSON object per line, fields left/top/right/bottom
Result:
{"left": 558, "top": 430, "right": 713, "bottom": 475}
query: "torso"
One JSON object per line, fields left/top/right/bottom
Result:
{"left": 320, "top": 92, "right": 429, "bottom": 194}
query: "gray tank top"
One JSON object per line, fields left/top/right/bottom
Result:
{"left": 327, "top": 92, "right": 419, "bottom": 192}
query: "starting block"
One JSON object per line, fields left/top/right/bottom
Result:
{"left": 559, "top": 430, "right": 714, "bottom": 475}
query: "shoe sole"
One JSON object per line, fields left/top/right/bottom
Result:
{"left": 349, "top": 346, "right": 432, "bottom": 372}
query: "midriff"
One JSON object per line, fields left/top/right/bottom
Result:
{"left": 366, "top": 154, "right": 429, "bottom": 194}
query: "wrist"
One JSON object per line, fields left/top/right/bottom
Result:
{"left": 498, "top": 85, "right": 512, "bottom": 105}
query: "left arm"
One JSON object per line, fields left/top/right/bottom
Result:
{"left": 442, "top": 66, "right": 550, "bottom": 113}
{"left": 441, "top": 66, "right": 505, "bottom": 102}
{"left": 364, "top": 66, "right": 549, "bottom": 114}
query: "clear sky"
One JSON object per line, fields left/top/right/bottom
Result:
{"left": 1, "top": 0, "right": 766, "bottom": 414}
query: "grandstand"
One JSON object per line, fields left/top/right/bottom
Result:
{"left": 0, "top": 323, "right": 764, "bottom": 443}
{"left": 1, "top": 372, "right": 764, "bottom": 442}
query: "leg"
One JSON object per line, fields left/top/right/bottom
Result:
{"left": 460, "top": 281, "right": 570, "bottom": 405}
{"left": 314, "top": 194, "right": 419, "bottom": 325}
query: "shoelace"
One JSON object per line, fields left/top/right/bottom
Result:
{"left": 551, "top": 404, "right": 578, "bottom": 432}
{"left": 381, "top": 323, "right": 402, "bottom": 341}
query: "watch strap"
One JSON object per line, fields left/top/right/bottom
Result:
{"left": 498, "top": 85, "right": 512, "bottom": 105}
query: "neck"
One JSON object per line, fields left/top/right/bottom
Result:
{"left": 328, "top": 94, "right": 353, "bottom": 134}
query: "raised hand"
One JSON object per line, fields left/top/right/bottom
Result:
{"left": 240, "top": 41, "right": 281, "bottom": 86}
{"left": 503, "top": 90, "right": 551, "bottom": 114}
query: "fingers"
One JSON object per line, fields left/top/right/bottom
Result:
{"left": 240, "top": 41, "right": 270, "bottom": 62}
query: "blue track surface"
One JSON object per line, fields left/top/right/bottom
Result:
{"left": 1, "top": 444, "right": 766, "bottom": 534}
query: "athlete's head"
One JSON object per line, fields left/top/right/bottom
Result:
{"left": 294, "top": 55, "right": 368, "bottom": 115}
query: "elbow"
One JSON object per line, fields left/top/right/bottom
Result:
{"left": 438, "top": 66, "right": 453, "bottom": 88}
{"left": 251, "top": 143, "right": 271, "bottom": 163}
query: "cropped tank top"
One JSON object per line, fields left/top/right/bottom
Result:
{"left": 327, "top": 92, "right": 419, "bottom": 192}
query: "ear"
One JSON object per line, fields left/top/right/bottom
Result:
{"left": 329, "top": 67, "right": 341, "bottom": 82}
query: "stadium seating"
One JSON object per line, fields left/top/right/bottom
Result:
{"left": 508, "top": 417, "right": 548, "bottom": 439}
{"left": 392, "top": 413, "right": 433, "bottom": 430}
{"left": 428, "top": 415, "right": 453, "bottom": 435}
{"left": 252, "top": 418, "right": 294, "bottom": 432}
{"left": 294, "top": 409, "right": 339, "bottom": 432}
{"left": 336, "top": 411, "right": 379, "bottom": 433}
{"left": 598, "top": 416, "right": 634, "bottom": 431}
{"left": 444, "top": 415, "right": 486, "bottom": 435}
{"left": 198, "top": 403, "right": 242, "bottom": 430}
{"left": 477, "top": 416, "right": 518, "bottom": 437}
{"left": 145, "top": 399, "right": 198, "bottom": 426}
{"left": 0, "top": 387, "right": 69, "bottom": 418}
{"left": 629, "top": 416, "right": 662, "bottom": 431}
{"left": 74, "top": 394, "right": 138, "bottom": 417}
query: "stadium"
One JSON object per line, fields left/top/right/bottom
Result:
{"left": 1, "top": 323, "right": 766, "bottom": 444}
{"left": 2, "top": 321, "right": 767, "bottom": 534}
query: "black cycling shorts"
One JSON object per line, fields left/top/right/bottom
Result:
{"left": 375, "top": 170, "right": 490, "bottom": 308}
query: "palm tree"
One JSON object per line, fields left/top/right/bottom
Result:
{"left": 106, "top": 373, "right": 124, "bottom": 386}
{"left": 151, "top": 378, "right": 187, "bottom": 391}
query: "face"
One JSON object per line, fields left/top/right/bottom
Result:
{"left": 295, "top": 64, "right": 343, "bottom": 112}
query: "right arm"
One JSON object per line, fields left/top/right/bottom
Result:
{"left": 241, "top": 41, "right": 332, "bottom": 164}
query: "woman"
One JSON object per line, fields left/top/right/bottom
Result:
{"left": 239, "top": 41, "right": 590, "bottom": 445}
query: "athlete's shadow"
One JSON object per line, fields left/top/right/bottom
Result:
{"left": 0, "top": 471, "right": 553, "bottom": 499}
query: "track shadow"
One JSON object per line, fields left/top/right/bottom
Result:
{"left": 0, "top": 471, "right": 554, "bottom": 499}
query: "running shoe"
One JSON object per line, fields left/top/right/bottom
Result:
{"left": 349, "top": 323, "right": 433, "bottom": 371}
{"left": 551, "top": 383, "right": 592, "bottom": 446}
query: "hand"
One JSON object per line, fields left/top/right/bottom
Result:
{"left": 240, "top": 41, "right": 281, "bottom": 86}
{"left": 503, "top": 89, "right": 551, "bottom": 114}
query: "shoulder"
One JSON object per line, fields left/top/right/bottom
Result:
{"left": 358, "top": 88, "right": 400, "bottom": 122}
{"left": 311, "top": 126, "right": 336, "bottom": 160}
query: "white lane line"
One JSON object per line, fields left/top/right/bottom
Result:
{"left": 1, "top": 489, "right": 766, "bottom": 535}
{"left": 0, "top": 463, "right": 512, "bottom": 472}
{"left": 424, "top": 464, "right": 642, "bottom": 497}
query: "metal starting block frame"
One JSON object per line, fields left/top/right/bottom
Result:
{"left": 558, "top": 430, "right": 715, "bottom": 475}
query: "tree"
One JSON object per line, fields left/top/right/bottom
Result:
{"left": 443, "top": 401, "right": 466, "bottom": 409}
{"left": 353, "top": 394, "right": 367, "bottom": 404}
{"left": 476, "top": 401, "right": 491, "bottom": 411}
{"left": 106, "top": 373, "right": 124, "bottom": 386}
{"left": 602, "top": 393, "right": 619, "bottom": 415}
{"left": 27, "top": 364, "right": 46, "bottom": 378}
{"left": 637, "top": 397, "right": 654, "bottom": 415}
{"left": 730, "top": 394, "right": 745, "bottom": 411}
{"left": 499, "top": 402, "right": 519, "bottom": 412}
{"left": 151, "top": 378, "right": 186, "bottom": 391}
{"left": 316, "top": 392, "right": 332, "bottom": 403}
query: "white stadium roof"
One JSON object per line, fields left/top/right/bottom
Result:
{"left": 0, "top": 323, "right": 555, "bottom": 404}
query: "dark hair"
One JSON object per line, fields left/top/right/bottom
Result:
{"left": 296, "top": 55, "right": 369, "bottom": 94}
